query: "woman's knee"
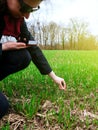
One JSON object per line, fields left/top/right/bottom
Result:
{"left": 21, "top": 49, "right": 32, "bottom": 68}
{"left": 0, "top": 49, "right": 31, "bottom": 80}
{"left": 0, "top": 92, "right": 9, "bottom": 119}
{"left": 5, "top": 49, "right": 31, "bottom": 69}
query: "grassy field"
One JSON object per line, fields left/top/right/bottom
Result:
{"left": 0, "top": 50, "right": 98, "bottom": 130}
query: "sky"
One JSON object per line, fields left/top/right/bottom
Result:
{"left": 27, "top": 0, "right": 98, "bottom": 35}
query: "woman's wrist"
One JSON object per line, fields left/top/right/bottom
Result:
{"left": 2, "top": 43, "right": 8, "bottom": 51}
{"left": 2, "top": 43, "right": 5, "bottom": 51}
{"left": 48, "top": 71, "right": 57, "bottom": 81}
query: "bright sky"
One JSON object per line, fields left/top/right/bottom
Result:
{"left": 27, "top": 0, "right": 98, "bottom": 35}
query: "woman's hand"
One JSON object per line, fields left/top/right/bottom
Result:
{"left": 48, "top": 71, "right": 66, "bottom": 91}
{"left": 2, "top": 41, "right": 27, "bottom": 51}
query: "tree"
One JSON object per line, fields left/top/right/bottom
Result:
{"left": 68, "top": 18, "right": 89, "bottom": 50}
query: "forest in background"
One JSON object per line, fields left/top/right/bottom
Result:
{"left": 27, "top": 18, "right": 98, "bottom": 50}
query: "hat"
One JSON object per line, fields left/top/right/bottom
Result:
{"left": 23, "top": 0, "right": 42, "bottom": 7}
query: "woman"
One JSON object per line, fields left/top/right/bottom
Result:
{"left": 0, "top": 0, "right": 66, "bottom": 119}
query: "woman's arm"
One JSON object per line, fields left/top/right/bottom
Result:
{"left": 21, "top": 19, "right": 52, "bottom": 75}
{"left": 21, "top": 19, "right": 66, "bottom": 90}
{"left": 48, "top": 71, "right": 66, "bottom": 90}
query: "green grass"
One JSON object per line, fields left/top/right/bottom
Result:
{"left": 0, "top": 50, "right": 98, "bottom": 129}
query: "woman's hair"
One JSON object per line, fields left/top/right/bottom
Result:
{"left": 0, "top": 0, "right": 6, "bottom": 7}
{"left": 0, "top": 0, "right": 7, "bottom": 13}
{"left": 0, "top": 0, "right": 6, "bottom": 5}
{"left": 0, "top": 0, "right": 44, "bottom": 13}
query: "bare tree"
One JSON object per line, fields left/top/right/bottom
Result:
{"left": 41, "top": 23, "right": 49, "bottom": 46}
{"left": 68, "top": 18, "right": 89, "bottom": 50}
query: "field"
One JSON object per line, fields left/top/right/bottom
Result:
{"left": 0, "top": 50, "right": 98, "bottom": 130}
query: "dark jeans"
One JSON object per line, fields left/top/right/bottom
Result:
{"left": 0, "top": 49, "right": 31, "bottom": 118}
{"left": 0, "top": 92, "right": 9, "bottom": 119}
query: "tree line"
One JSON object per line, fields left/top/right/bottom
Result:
{"left": 28, "top": 18, "right": 98, "bottom": 50}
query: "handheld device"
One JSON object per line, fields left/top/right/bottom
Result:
{"left": 27, "top": 40, "right": 38, "bottom": 45}
{"left": 17, "top": 36, "right": 38, "bottom": 45}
